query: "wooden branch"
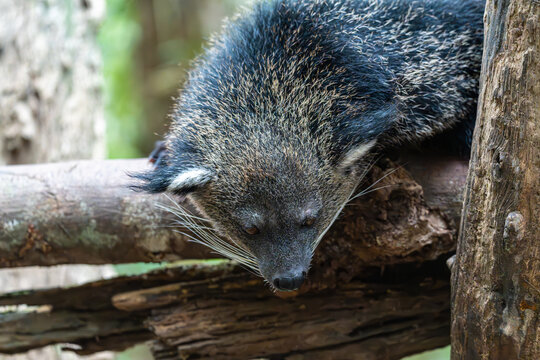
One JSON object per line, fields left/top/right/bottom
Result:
{"left": 451, "top": 0, "right": 540, "bottom": 358}
{"left": 145, "top": 272, "right": 451, "bottom": 360}
{"left": 0, "top": 309, "right": 151, "bottom": 355}
{"left": 0, "top": 155, "right": 467, "bottom": 269}
{"left": 1, "top": 260, "right": 452, "bottom": 359}
{"left": 0, "top": 159, "right": 213, "bottom": 268}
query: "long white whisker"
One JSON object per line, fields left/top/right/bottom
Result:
{"left": 157, "top": 202, "right": 212, "bottom": 223}
{"left": 348, "top": 184, "right": 397, "bottom": 202}
{"left": 174, "top": 227, "right": 254, "bottom": 262}
{"left": 357, "top": 154, "right": 382, "bottom": 183}
{"left": 349, "top": 166, "right": 400, "bottom": 204}
{"left": 159, "top": 196, "right": 261, "bottom": 274}
{"left": 311, "top": 178, "right": 358, "bottom": 253}
{"left": 362, "top": 167, "right": 400, "bottom": 191}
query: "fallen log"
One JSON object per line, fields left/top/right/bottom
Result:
{"left": 0, "top": 154, "right": 466, "bottom": 270}
{"left": 0, "top": 260, "right": 452, "bottom": 359}
{"left": 0, "top": 263, "right": 236, "bottom": 354}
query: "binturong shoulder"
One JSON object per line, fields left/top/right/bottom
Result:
{"left": 131, "top": 0, "right": 484, "bottom": 291}
{"left": 135, "top": 0, "right": 484, "bottom": 186}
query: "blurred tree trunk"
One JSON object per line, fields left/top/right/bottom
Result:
{"left": 0, "top": 0, "right": 105, "bottom": 165}
{"left": 133, "top": 0, "right": 241, "bottom": 154}
{"left": 0, "top": 1, "right": 109, "bottom": 359}
{"left": 451, "top": 0, "right": 539, "bottom": 358}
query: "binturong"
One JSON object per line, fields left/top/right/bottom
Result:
{"left": 133, "top": 0, "right": 484, "bottom": 291}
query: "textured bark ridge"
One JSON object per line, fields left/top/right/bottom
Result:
{"left": 143, "top": 262, "right": 451, "bottom": 360}
{"left": 0, "top": 159, "right": 213, "bottom": 268}
{"left": 451, "top": 0, "right": 540, "bottom": 358}
{"left": 0, "top": 2, "right": 111, "bottom": 359}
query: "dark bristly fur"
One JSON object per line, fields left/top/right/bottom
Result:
{"left": 132, "top": 0, "right": 484, "bottom": 291}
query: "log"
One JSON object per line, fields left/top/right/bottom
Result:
{"left": 450, "top": 0, "right": 540, "bottom": 358}
{"left": 0, "top": 309, "right": 150, "bottom": 355}
{"left": 0, "top": 159, "right": 213, "bottom": 267}
{"left": 145, "top": 268, "right": 451, "bottom": 360}
{"left": 0, "top": 262, "right": 235, "bottom": 354}
{"left": 0, "top": 260, "right": 452, "bottom": 359}
{"left": 0, "top": 155, "right": 467, "bottom": 269}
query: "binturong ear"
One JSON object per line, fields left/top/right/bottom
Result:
{"left": 166, "top": 167, "right": 215, "bottom": 194}
{"left": 130, "top": 137, "right": 216, "bottom": 195}
{"left": 337, "top": 139, "right": 377, "bottom": 175}
{"left": 130, "top": 163, "right": 215, "bottom": 196}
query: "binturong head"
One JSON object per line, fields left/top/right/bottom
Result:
{"left": 133, "top": 121, "right": 377, "bottom": 291}
{"left": 131, "top": 1, "right": 393, "bottom": 291}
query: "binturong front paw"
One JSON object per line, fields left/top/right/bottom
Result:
{"left": 148, "top": 141, "right": 167, "bottom": 168}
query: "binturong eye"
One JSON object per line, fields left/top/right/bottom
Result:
{"left": 244, "top": 225, "right": 260, "bottom": 235}
{"left": 302, "top": 216, "right": 316, "bottom": 227}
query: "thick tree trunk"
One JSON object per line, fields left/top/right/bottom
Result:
{"left": 450, "top": 0, "right": 540, "bottom": 359}
{"left": 0, "top": 155, "right": 466, "bottom": 269}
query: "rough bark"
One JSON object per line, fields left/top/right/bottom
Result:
{"left": 0, "top": 2, "right": 109, "bottom": 359}
{"left": 450, "top": 0, "right": 540, "bottom": 359}
{"left": 0, "top": 159, "right": 213, "bottom": 268}
{"left": 144, "top": 264, "right": 451, "bottom": 360}
{"left": 0, "top": 0, "right": 105, "bottom": 165}
{"left": 0, "top": 155, "right": 466, "bottom": 269}
{"left": 0, "top": 309, "right": 150, "bottom": 355}
{"left": 0, "top": 263, "right": 228, "bottom": 354}
{"left": 0, "top": 260, "right": 452, "bottom": 359}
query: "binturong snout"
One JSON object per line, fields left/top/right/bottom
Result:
{"left": 256, "top": 248, "right": 311, "bottom": 292}
{"left": 242, "top": 222, "right": 314, "bottom": 292}
{"left": 272, "top": 267, "right": 307, "bottom": 291}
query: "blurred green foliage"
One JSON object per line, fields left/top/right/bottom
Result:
{"left": 404, "top": 345, "right": 450, "bottom": 360}
{"left": 113, "top": 259, "right": 227, "bottom": 277}
{"left": 99, "top": 0, "right": 249, "bottom": 159}
{"left": 99, "top": 0, "right": 144, "bottom": 158}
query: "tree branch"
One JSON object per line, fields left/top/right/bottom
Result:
{"left": 0, "top": 159, "right": 213, "bottom": 267}
{"left": 0, "top": 155, "right": 467, "bottom": 269}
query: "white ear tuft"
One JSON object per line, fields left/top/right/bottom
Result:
{"left": 339, "top": 140, "right": 377, "bottom": 171}
{"left": 167, "top": 168, "right": 214, "bottom": 193}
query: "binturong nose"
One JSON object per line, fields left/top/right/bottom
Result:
{"left": 272, "top": 269, "right": 307, "bottom": 291}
